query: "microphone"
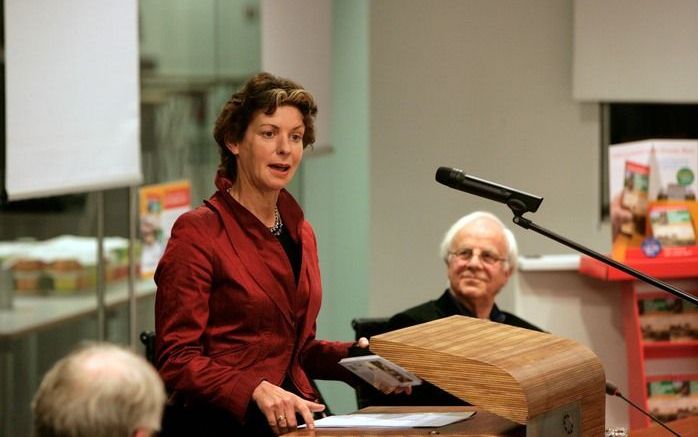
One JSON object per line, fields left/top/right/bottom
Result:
{"left": 435, "top": 167, "right": 544, "bottom": 215}
{"left": 605, "top": 382, "right": 680, "bottom": 436}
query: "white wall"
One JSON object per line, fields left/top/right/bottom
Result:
{"left": 517, "top": 268, "right": 628, "bottom": 427}
{"left": 367, "top": 0, "right": 629, "bottom": 427}
{"left": 369, "top": 0, "right": 604, "bottom": 318}
{"left": 260, "top": 0, "right": 332, "bottom": 149}
{"left": 251, "top": 0, "right": 695, "bottom": 426}
{"left": 302, "top": 0, "right": 372, "bottom": 414}
{"left": 574, "top": 0, "right": 698, "bottom": 102}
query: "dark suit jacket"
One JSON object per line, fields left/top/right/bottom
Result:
{"left": 370, "top": 290, "right": 543, "bottom": 406}
{"left": 154, "top": 173, "right": 353, "bottom": 423}
{"left": 388, "top": 290, "right": 543, "bottom": 332}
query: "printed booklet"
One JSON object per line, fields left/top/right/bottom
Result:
{"left": 649, "top": 204, "right": 696, "bottom": 247}
{"left": 339, "top": 354, "right": 422, "bottom": 390}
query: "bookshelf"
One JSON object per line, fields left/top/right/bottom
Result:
{"left": 579, "top": 256, "right": 698, "bottom": 429}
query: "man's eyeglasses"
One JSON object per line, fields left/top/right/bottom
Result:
{"left": 449, "top": 247, "right": 507, "bottom": 266}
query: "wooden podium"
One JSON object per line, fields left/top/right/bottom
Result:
{"left": 369, "top": 316, "right": 607, "bottom": 436}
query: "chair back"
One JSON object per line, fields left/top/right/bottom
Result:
{"left": 140, "top": 330, "right": 156, "bottom": 365}
{"left": 350, "top": 317, "right": 394, "bottom": 409}
{"left": 350, "top": 317, "right": 391, "bottom": 340}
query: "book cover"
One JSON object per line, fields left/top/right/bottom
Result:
{"left": 638, "top": 297, "right": 698, "bottom": 342}
{"left": 138, "top": 180, "right": 192, "bottom": 278}
{"left": 622, "top": 161, "right": 650, "bottom": 212}
{"left": 669, "top": 312, "right": 697, "bottom": 341}
{"left": 339, "top": 354, "right": 422, "bottom": 390}
{"left": 649, "top": 204, "right": 696, "bottom": 247}
{"left": 647, "top": 379, "right": 698, "bottom": 422}
{"left": 620, "top": 161, "right": 650, "bottom": 236}
{"left": 640, "top": 315, "right": 672, "bottom": 342}
{"left": 608, "top": 139, "right": 698, "bottom": 249}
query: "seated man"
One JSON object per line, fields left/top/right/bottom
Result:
{"left": 382, "top": 211, "right": 543, "bottom": 406}
{"left": 32, "top": 342, "right": 167, "bottom": 437}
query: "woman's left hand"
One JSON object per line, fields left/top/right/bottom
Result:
{"left": 252, "top": 380, "right": 325, "bottom": 435}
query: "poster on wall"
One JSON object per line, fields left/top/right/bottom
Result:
{"left": 5, "top": 0, "right": 141, "bottom": 200}
{"left": 138, "top": 180, "right": 191, "bottom": 278}
{"left": 609, "top": 139, "right": 698, "bottom": 259}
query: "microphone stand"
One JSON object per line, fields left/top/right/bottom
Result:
{"left": 606, "top": 383, "right": 680, "bottom": 436}
{"left": 506, "top": 199, "right": 698, "bottom": 306}
{"left": 436, "top": 168, "right": 692, "bottom": 433}
{"left": 505, "top": 199, "right": 688, "bottom": 435}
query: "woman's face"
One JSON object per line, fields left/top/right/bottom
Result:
{"left": 228, "top": 105, "right": 305, "bottom": 194}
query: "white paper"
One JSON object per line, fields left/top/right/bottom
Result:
{"left": 300, "top": 412, "right": 475, "bottom": 429}
{"left": 339, "top": 354, "right": 422, "bottom": 389}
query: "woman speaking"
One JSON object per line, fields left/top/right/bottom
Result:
{"left": 155, "top": 72, "right": 365, "bottom": 436}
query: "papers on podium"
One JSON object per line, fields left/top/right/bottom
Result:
{"left": 339, "top": 354, "right": 422, "bottom": 390}
{"left": 301, "top": 411, "right": 476, "bottom": 429}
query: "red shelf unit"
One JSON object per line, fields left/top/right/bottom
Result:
{"left": 579, "top": 255, "right": 698, "bottom": 281}
{"left": 643, "top": 341, "right": 698, "bottom": 360}
{"left": 579, "top": 256, "right": 698, "bottom": 430}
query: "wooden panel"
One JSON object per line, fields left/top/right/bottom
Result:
{"left": 370, "top": 316, "right": 606, "bottom": 436}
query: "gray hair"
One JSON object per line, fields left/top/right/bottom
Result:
{"left": 439, "top": 211, "right": 518, "bottom": 271}
{"left": 32, "top": 342, "right": 166, "bottom": 437}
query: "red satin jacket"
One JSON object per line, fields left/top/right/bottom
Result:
{"left": 154, "top": 175, "right": 353, "bottom": 422}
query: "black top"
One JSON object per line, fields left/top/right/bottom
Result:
{"left": 387, "top": 289, "right": 544, "bottom": 333}
{"left": 277, "top": 224, "right": 301, "bottom": 285}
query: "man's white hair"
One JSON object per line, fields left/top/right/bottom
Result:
{"left": 439, "top": 211, "right": 518, "bottom": 272}
{"left": 32, "top": 342, "right": 166, "bottom": 437}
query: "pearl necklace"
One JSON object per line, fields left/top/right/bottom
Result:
{"left": 226, "top": 187, "right": 283, "bottom": 236}
{"left": 268, "top": 207, "right": 283, "bottom": 236}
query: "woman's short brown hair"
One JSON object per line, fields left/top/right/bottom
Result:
{"left": 213, "top": 72, "right": 318, "bottom": 180}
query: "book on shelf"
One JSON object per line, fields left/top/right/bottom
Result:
{"left": 648, "top": 204, "right": 696, "bottom": 247}
{"left": 638, "top": 297, "right": 698, "bottom": 342}
{"left": 139, "top": 180, "right": 192, "bottom": 278}
{"left": 647, "top": 378, "right": 698, "bottom": 422}
{"left": 620, "top": 161, "right": 650, "bottom": 236}
{"left": 622, "top": 161, "right": 650, "bottom": 213}
{"left": 339, "top": 354, "right": 422, "bottom": 391}
{"left": 608, "top": 140, "right": 698, "bottom": 249}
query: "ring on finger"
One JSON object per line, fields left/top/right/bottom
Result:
{"left": 277, "top": 415, "right": 286, "bottom": 422}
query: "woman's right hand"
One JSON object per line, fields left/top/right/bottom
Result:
{"left": 355, "top": 337, "right": 412, "bottom": 396}
{"left": 252, "top": 380, "right": 325, "bottom": 435}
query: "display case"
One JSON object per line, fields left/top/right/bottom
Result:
{"left": 579, "top": 256, "right": 698, "bottom": 429}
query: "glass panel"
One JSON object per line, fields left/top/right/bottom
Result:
{"left": 140, "top": 0, "right": 260, "bottom": 201}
